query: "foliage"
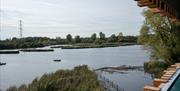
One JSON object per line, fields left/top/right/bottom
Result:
{"left": 80, "top": 38, "right": 94, "bottom": 43}
{"left": 99, "top": 32, "right": 106, "bottom": 40}
{"left": 0, "top": 37, "right": 50, "bottom": 49}
{"left": 91, "top": 33, "right": 97, "bottom": 41}
{"left": 107, "top": 34, "right": 117, "bottom": 42}
{"left": 55, "top": 37, "right": 68, "bottom": 44}
{"left": 144, "top": 60, "right": 168, "bottom": 78}
{"left": 6, "top": 65, "right": 105, "bottom": 91}
{"left": 0, "top": 32, "right": 138, "bottom": 50}
{"left": 66, "top": 34, "right": 72, "bottom": 43}
{"left": 94, "top": 38, "right": 106, "bottom": 44}
{"left": 74, "top": 35, "right": 81, "bottom": 43}
{"left": 117, "top": 32, "right": 123, "bottom": 42}
{"left": 138, "top": 10, "right": 180, "bottom": 64}
{"left": 121, "top": 36, "right": 137, "bottom": 43}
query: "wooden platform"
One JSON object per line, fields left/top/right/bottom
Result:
{"left": 144, "top": 63, "right": 180, "bottom": 91}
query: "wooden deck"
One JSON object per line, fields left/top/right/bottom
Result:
{"left": 144, "top": 63, "right": 180, "bottom": 91}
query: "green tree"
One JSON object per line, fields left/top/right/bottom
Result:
{"left": 138, "top": 10, "right": 180, "bottom": 64}
{"left": 99, "top": 32, "right": 105, "bottom": 40}
{"left": 91, "top": 33, "right": 97, "bottom": 41}
{"left": 74, "top": 35, "right": 81, "bottom": 43}
{"left": 117, "top": 32, "right": 123, "bottom": 42}
{"left": 107, "top": 34, "right": 117, "bottom": 42}
{"left": 66, "top": 34, "right": 72, "bottom": 43}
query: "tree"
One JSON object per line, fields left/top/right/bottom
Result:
{"left": 117, "top": 32, "right": 123, "bottom": 42}
{"left": 66, "top": 34, "right": 72, "bottom": 43}
{"left": 107, "top": 34, "right": 117, "bottom": 42}
{"left": 55, "top": 37, "right": 67, "bottom": 44}
{"left": 91, "top": 33, "right": 97, "bottom": 41}
{"left": 99, "top": 32, "right": 105, "bottom": 40}
{"left": 74, "top": 35, "right": 81, "bottom": 43}
{"left": 138, "top": 10, "right": 180, "bottom": 64}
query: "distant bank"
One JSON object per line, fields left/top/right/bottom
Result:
{"left": 0, "top": 32, "right": 138, "bottom": 50}
{"left": 0, "top": 42, "right": 138, "bottom": 54}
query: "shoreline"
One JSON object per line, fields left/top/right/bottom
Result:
{"left": 0, "top": 43, "right": 139, "bottom": 50}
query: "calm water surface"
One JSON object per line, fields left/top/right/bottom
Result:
{"left": 0, "top": 45, "right": 152, "bottom": 91}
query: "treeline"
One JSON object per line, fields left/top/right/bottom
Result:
{"left": 0, "top": 32, "right": 138, "bottom": 50}
{"left": 6, "top": 65, "right": 105, "bottom": 91}
{"left": 0, "top": 37, "right": 50, "bottom": 49}
{"left": 61, "top": 32, "right": 137, "bottom": 44}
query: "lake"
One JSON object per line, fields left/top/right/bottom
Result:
{"left": 0, "top": 45, "right": 152, "bottom": 91}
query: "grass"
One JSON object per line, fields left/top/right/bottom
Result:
{"left": 6, "top": 65, "right": 105, "bottom": 91}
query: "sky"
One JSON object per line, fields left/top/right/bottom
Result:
{"left": 0, "top": 0, "right": 145, "bottom": 39}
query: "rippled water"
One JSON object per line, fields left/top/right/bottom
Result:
{"left": 0, "top": 45, "right": 152, "bottom": 91}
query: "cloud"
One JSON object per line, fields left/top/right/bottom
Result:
{"left": 1, "top": 0, "right": 144, "bottom": 39}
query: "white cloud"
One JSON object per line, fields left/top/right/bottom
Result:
{"left": 0, "top": 0, "right": 144, "bottom": 39}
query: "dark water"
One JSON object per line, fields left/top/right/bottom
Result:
{"left": 0, "top": 45, "right": 152, "bottom": 91}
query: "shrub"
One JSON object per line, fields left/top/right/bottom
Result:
{"left": 144, "top": 60, "right": 169, "bottom": 78}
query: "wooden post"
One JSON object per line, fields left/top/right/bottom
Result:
{"left": 153, "top": 79, "right": 167, "bottom": 87}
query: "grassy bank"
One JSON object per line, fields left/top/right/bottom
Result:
{"left": 6, "top": 65, "right": 105, "bottom": 91}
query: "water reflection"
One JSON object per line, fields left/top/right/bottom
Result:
{"left": 97, "top": 67, "right": 153, "bottom": 91}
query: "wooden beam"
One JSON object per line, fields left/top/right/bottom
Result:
{"left": 138, "top": 2, "right": 154, "bottom": 7}
{"left": 153, "top": 79, "right": 167, "bottom": 87}
{"left": 144, "top": 86, "right": 160, "bottom": 91}
{"left": 150, "top": 8, "right": 163, "bottom": 13}
{"left": 148, "top": 4, "right": 158, "bottom": 8}
{"left": 135, "top": 0, "right": 180, "bottom": 21}
{"left": 138, "top": 0, "right": 151, "bottom": 4}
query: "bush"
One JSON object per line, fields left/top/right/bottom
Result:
{"left": 144, "top": 60, "right": 169, "bottom": 78}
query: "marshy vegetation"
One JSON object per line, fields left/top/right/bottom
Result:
{"left": 6, "top": 65, "right": 105, "bottom": 91}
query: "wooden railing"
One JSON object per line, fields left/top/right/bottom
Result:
{"left": 144, "top": 63, "right": 180, "bottom": 91}
{"left": 134, "top": 0, "right": 178, "bottom": 21}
